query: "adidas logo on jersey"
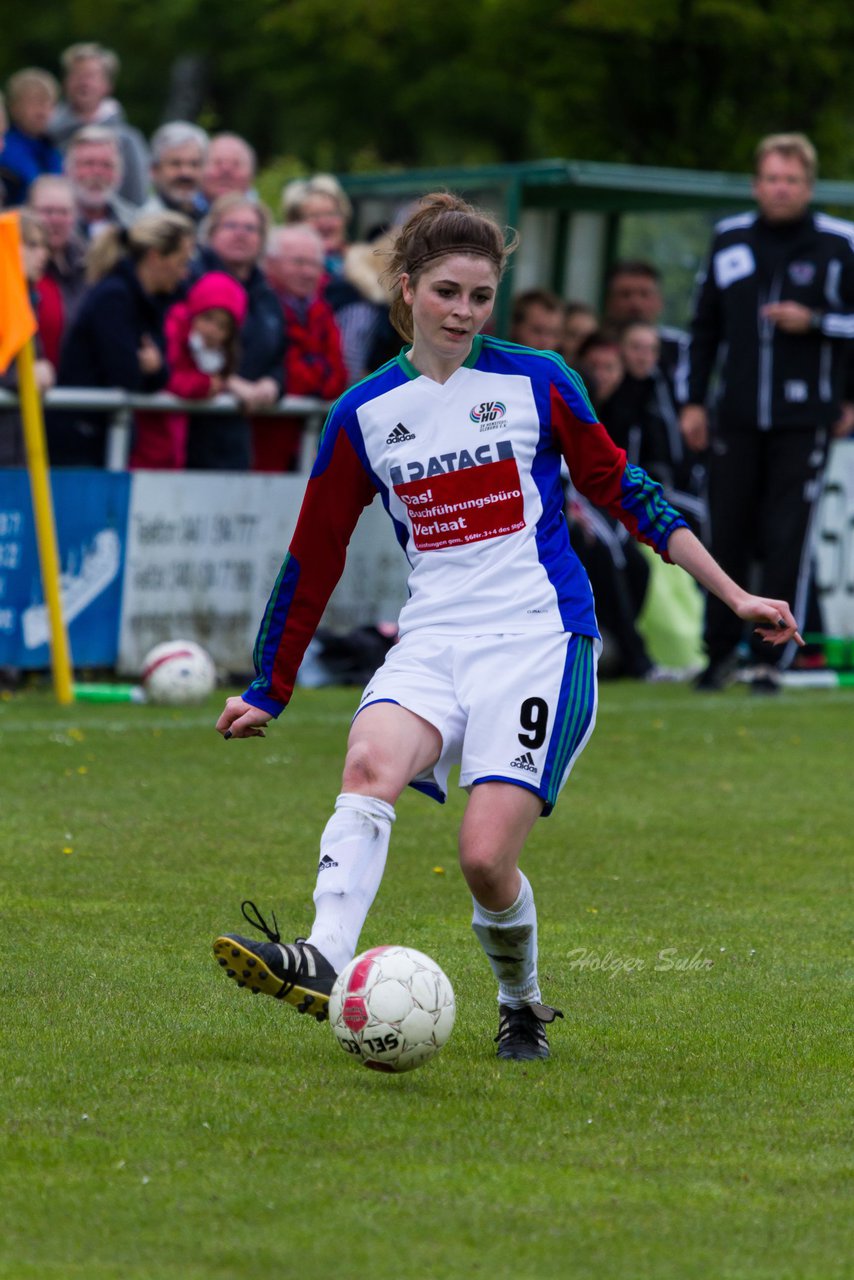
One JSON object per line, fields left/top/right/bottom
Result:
{"left": 317, "top": 853, "right": 339, "bottom": 871}
{"left": 386, "top": 423, "right": 415, "bottom": 445}
{"left": 509, "top": 751, "right": 538, "bottom": 774}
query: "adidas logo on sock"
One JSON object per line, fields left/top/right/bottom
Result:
{"left": 509, "top": 751, "right": 538, "bottom": 774}
{"left": 386, "top": 423, "right": 415, "bottom": 445}
{"left": 317, "top": 853, "right": 339, "bottom": 871}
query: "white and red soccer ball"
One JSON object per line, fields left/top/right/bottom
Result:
{"left": 329, "top": 945, "right": 456, "bottom": 1073}
{"left": 140, "top": 640, "right": 216, "bottom": 706}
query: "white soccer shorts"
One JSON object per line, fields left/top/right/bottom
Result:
{"left": 354, "top": 630, "right": 599, "bottom": 816}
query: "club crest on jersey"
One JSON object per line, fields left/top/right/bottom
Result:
{"left": 470, "top": 400, "right": 507, "bottom": 430}
{"left": 389, "top": 438, "right": 515, "bottom": 486}
{"left": 789, "top": 261, "right": 816, "bottom": 286}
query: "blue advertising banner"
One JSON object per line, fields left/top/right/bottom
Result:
{"left": 0, "top": 469, "right": 131, "bottom": 669}
{"left": 1, "top": 443, "right": 853, "bottom": 677}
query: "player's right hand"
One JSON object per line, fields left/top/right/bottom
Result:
{"left": 216, "top": 696, "right": 271, "bottom": 739}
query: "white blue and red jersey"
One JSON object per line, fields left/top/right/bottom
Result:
{"left": 246, "top": 336, "right": 687, "bottom": 716}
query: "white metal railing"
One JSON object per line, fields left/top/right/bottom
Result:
{"left": 0, "top": 388, "right": 331, "bottom": 472}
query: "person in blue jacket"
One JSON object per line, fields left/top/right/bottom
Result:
{"left": 0, "top": 69, "right": 63, "bottom": 206}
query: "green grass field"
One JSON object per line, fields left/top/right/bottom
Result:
{"left": 1, "top": 682, "right": 851, "bottom": 1280}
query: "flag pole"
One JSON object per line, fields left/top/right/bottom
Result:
{"left": 17, "top": 338, "right": 75, "bottom": 705}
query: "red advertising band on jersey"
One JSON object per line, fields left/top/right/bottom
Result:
{"left": 394, "top": 457, "right": 525, "bottom": 551}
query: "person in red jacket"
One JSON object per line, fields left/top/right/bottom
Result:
{"left": 130, "top": 270, "right": 247, "bottom": 469}
{"left": 0, "top": 211, "right": 58, "bottom": 466}
{"left": 254, "top": 222, "right": 347, "bottom": 472}
{"left": 20, "top": 209, "right": 63, "bottom": 374}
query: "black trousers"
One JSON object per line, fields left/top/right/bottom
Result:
{"left": 705, "top": 425, "right": 827, "bottom": 665}
{"left": 186, "top": 414, "right": 251, "bottom": 471}
{"left": 570, "top": 519, "right": 652, "bottom": 678}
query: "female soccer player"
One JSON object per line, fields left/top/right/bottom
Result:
{"left": 213, "top": 193, "right": 801, "bottom": 1060}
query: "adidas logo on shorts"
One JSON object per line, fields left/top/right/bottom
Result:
{"left": 317, "top": 853, "right": 339, "bottom": 871}
{"left": 509, "top": 751, "right": 538, "bottom": 774}
{"left": 386, "top": 423, "right": 416, "bottom": 445}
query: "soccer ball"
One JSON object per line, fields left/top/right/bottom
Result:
{"left": 329, "top": 945, "right": 456, "bottom": 1073}
{"left": 140, "top": 640, "right": 216, "bottom": 706}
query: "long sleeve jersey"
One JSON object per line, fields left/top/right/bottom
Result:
{"left": 686, "top": 210, "right": 854, "bottom": 430}
{"left": 245, "top": 337, "right": 687, "bottom": 716}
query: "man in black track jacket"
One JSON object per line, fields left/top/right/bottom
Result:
{"left": 680, "top": 132, "right": 854, "bottom": 690}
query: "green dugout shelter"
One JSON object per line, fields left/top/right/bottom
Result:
{"left": 339, "top": 159, "right": 854, "bottom": 336}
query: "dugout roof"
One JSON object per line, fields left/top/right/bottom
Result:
{"left": 339, "top": 159, "right": 854, "bottom": 334}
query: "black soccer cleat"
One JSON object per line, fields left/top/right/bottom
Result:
{"left": 495, "top": 1002, "right": 564, "bottom": 1061}
{"left": 694, "top": 653, "right": 740, "bottom": 692}
{"left": 749, "top": 664, "right": 781, "bottom": 695}
{"left": 213, "top": 900, "right": 337, "bottom": 1022}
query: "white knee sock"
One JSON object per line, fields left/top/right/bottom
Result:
{"left": 306, "top": 793, "right": 395, "bottom": 973}
{"left": 471, "top": 872, "right": 541, "bottom": 1007}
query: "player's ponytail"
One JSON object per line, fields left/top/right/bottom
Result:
{"left": 384, "top": 191, "right": 517, "bottom": 342}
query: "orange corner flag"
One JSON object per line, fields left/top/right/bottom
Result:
{"left": 0, "top": 210, "right": 38, "bottom": 374}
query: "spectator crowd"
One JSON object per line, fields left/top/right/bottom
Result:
{"left": 1, "top": 46, "right": 852, "bottom": 690}
{"left": 0, "top": 42, "right": 391, "bottom": 472}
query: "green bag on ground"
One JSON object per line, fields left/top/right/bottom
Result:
{"left": 635, "top": 542, "right": 705, "bottom": 670}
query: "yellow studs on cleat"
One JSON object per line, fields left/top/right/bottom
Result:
{"left": 213, "top": 935, "right": 331, "bottom": 1021}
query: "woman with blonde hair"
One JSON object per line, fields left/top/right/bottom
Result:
{"left": 281, "top": 173, "right": 351, "bottom": 267}
{"left": 281, "top": 172, "right": 394, "bottom": 382}
{"left": 48, "top": 210, "right": 194, "bottom": 466}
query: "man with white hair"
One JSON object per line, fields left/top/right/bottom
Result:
{"left": 255, "top": 222, "right": 347, "bottom": 471}
{"left": 27, "top": 174, "right": 87, "bottom": 326}
{"left": 201, "top": 132, "right": 256, "bottom": 205}
{"left": 142, "top": 120, "right": 209, "bottom": 222}
{"left": 50, "top": 41, "right": 150, "bottom": 206}
{"left": 64, "top": 125, "right": 136, "bottom": 241}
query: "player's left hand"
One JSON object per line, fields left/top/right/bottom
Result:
{"left": 760, "top": 301, "right": 814, "bottom": 333}
{"left": 735, "top": 595, "right": 804, "bottom": 647}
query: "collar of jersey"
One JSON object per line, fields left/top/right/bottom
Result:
{"left": 397, "top": 334, "right": 483, "bottom": 381}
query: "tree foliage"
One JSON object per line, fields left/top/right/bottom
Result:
{"left": 4, "top": 0, "right": 854, "bottom": 179}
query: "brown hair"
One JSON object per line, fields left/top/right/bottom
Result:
{"left": 384, "top": 191, "right": 517, "bottom": 342}
{"left": 605, "top": 259, "right": 661, "bottom": 288}
{"left": 511, "top": 287, "right": 564, "bottom": 327}
{"left": 195, "top": 306, "right": 242, "bottom": 376}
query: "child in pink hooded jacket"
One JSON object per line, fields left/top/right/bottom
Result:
{"left": 131, "top": 271, "right": 248, "bottom": 469}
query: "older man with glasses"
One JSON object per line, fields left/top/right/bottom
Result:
{"left": 27, "top": 173, "right": 88, "bottom": 329}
